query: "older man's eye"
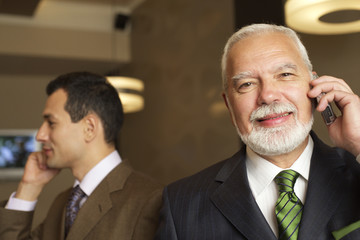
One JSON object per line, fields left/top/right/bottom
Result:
{"left": 279, "top": 72, "right": 296, "bottom": 79}
{"left": 241, "top": 82, "right": 252, "bottom": 88}
{"left": 236, "top": 81, "right": 256, "bottom": 93}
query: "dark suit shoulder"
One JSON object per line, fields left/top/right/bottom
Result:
{"left": 335, "top": 147, "right": 360, "bottom": 171}
{"left": 335, "top": 147, "right": 360, "bottom": 194}
{"left": 166, "top": 148, "right": 245, "bottom": 197}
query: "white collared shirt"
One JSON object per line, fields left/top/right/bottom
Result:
{"left": 6, "top": 150, "right": 121, "bottom": 211}
{"left": 246, "top": 137, "right": 313, "bottom": 237}
{"left": 73, "top": 150, "right": 121, "bottom": 207}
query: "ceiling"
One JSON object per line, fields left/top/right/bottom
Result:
{"left": 0, "top": 0, "right": 143, "bottom": 75}
{"left": 0, "top": 0, "right": 142, "bottom": 16}
{"left": 0, "top": 0, "right": 40, "bottom": 16}
{"left": 0, "top": 0, "right": 359, "bottom": 76}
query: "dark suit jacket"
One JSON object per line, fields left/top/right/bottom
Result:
{"left": 155, "top": 132, "right": 360, "bottom": 240}
{"left": 0, "top": 162, "right": 163, "bottom": 240}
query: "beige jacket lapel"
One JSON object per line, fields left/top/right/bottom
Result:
{"left": 66, "top": 163, "right": 132, "bottom": 240}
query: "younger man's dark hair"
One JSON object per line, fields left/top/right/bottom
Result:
{"left": 46, "top": 71, "right": 124, "bottom": 145}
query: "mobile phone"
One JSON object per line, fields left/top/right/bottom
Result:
{"left": 316, "top": 92, "right": 336, "bottom": 125}
{"left": 312, "top": 74, "right": 336, "bottom": 125}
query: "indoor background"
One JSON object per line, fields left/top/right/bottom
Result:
{"left": 0, "top": 0, "right": 359, "bottom": 228}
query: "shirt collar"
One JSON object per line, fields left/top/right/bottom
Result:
{"left": 246, "top": 136, "right": 313, "bottom": 198}
{"left": 74, "top": 150, "right": 122, "bottom": 196}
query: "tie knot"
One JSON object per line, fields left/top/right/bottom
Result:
{"left": 69, "top": 185, "right": 86, "bottom": 203}
{"left": 275, "top": 169, "right": 299, "bottom": 192}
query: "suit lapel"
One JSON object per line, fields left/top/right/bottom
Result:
{"left": 67, "top": 183, "right": 113, "bottom": 240}
{"left": 298, "top": 133, "right": 346, "bottom": 239}
{"left": 41, "top": 188, "right": 69, "bottom": 240}
{"left": 59, "top": 194, "right": 67, "bottom": 240}
{"left": 66, "top": 163, "right": 133, "bottom": 240}
{"left": 210, "top": 148, "right": 277, "bottom": 240}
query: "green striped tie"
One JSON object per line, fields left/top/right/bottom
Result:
{"left": 275, "top": 170, "right": 303, "bottom": 240}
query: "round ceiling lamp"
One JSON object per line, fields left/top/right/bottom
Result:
{"left": 107, "top": 76, "right": 144, "bottom": 113}
{"left": 285, "top": 0, "right": 360, "bottom": 34}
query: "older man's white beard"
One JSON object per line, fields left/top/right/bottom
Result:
{"left": 236, "top": 102, "right": 313, "bottom": 156}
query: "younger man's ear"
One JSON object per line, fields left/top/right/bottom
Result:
{"left": 83, "top": 114, "right": 98, "bottom": 142}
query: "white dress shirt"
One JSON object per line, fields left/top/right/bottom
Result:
{"left": 246, "top": 137, "right": 313, "bottom": 237}
{"left": 6, "top": 150, "right": 122, "bottom": 211}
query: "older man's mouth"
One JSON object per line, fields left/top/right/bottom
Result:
{"left": 256, "top": 112, "right": 293, "bottom": 123}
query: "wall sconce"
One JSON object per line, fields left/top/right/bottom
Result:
{"left": 107, "top": 76, "right": 144, "bottom": 113}
{"left": 285, "top": 0, "right": 360, "bottom": 34}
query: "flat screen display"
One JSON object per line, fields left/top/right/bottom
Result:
{"left": 0, "top": 129, "right": 40, "bottom": 180}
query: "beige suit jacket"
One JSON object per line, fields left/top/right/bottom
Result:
{"left": 0, "top": 162, "right": 163, "bottom": 240}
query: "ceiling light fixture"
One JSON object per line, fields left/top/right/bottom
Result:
{"left": 107, "top": 76, "right": 144, "bottom": 113}
{"left": 285, "top": 0, "right": 360, "bottom": 34}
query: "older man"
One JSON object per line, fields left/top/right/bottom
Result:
{"left": 156, "top": 24, "right": 360, "bottom": 240}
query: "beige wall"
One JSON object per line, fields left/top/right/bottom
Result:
{"left": 0, "top": 75, "right": 49, "bottom": 128}
{"left": 120, "top": 0, "right": 237, "bottom": 184}
{"left": 1, "top": 0, "right": 360, "bottom": 230}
